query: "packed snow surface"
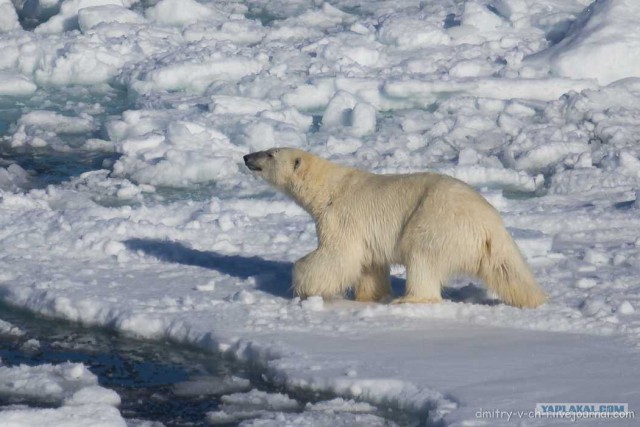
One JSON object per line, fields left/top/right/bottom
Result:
{"left": 1, "top": 0, "right": 640, "bottom": 425}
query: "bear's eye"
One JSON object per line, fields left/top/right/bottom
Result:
{"left": 267, "top": 152, "right": 274, "bottom": 158}
{"left": 294, "top": 158, "right": 301, "bottom": 170}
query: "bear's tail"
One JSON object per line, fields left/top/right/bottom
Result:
{"left": 478, "top": 228, "right": 547, "bottom": 309}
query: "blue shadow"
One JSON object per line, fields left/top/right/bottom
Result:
{"left": 124, "top": 239, "right": 499, "bottom": 305}
{"left": 124, "top": 238, "right": 293, "bottom": 298}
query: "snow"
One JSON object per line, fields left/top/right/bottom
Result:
{"left": 1, "top": 0, "right": 640, "bottom": 425}
{"left": 145, "top": 0, "right": 221, "bottom": 26}
{"left": 0, "top": 362, "right": 125, "bottom": 426}
{"left": 0, "top": 404, "right": 125, "bottom": 427}
{"left": 526, "top": 0, "right": 640, "bottom": 85}
{"left": 206, "top": 390, "right": 395, "bottom": 426}
{"left": 208, "top": 406, "right": 390, "bottom": 427}
{"left": 0, "top": 73, "right": 37, "bottom": 96}
{"left": 77, "top": 5, "right": 145, "bottom": 32}
{"left": 322, "top": 91, "right": 376, "bottom": 137}
{"left": 617, "top": 301, "right": 635, "bottom": 316}
{"left": 300, "top": 295, "right": 324, "bottom": 312}
{"left": 0, "top": 0, "right": 20, "bottom": 32}
{"left": 0, "top": 164, "right": 29, "bottom": 191}
{"left": 35, "top": 0, "right": 127, "bottom": 34}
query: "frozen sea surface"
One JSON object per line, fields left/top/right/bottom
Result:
{"left": 1, "top": 0, "right": 640, "bottom": 425}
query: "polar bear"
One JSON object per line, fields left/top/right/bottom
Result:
{"left": 244, "top": 148, "right": 547, "bottom": 308}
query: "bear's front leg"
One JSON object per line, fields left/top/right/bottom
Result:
{"left": 355, "top": 264, "right": 392, "bottom": 302}
{"left": 293, "top": 247, "right": 361, "bottom": 299}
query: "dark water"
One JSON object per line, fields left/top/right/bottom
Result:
{"left": 0, "top": 303, "right": 234, "bottom": 425}
{"left": 0, "top": 149, "right": 120, "bottom": 188}
{"left": 0, "top": 303, "right": 419, "bottom": 426}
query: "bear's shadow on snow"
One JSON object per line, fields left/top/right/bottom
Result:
{"left": 125, "top": 238, "right": 500, "bottom": 305}
{"left": 124, "top": 238, "right": 294, "bottom": 298}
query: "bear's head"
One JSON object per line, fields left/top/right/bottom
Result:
{"left": 244, "top": 148, "right": 348, "bottom": 216}
{"left": 243, "top": 147, "right": 306, "bottom": 192}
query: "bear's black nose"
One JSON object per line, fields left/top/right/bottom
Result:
{"left": 244, "top": 153, "right": 263, "bottom": 171}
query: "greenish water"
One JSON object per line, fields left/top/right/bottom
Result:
{"left": 1, "top": 86, "right": 130, "bottom": 188}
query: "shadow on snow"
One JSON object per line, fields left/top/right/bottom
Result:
{"left": 125, "top": 238, "right": 293, "bottom": 298}
{"left": 124, "top": 238, "right": 499, "bottom": 306}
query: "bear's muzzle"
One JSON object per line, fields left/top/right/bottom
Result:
{"left": 244, "top": 152, "right": 265, "bottom": 172}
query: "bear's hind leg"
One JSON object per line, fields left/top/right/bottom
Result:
{"left": 355, "top": 264, "right": 392, "bottom": 302}
{"left": 392, "top": 257, "right": 443, "bottom": 304}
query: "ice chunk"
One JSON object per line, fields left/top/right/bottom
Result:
{"left": 0, "top": 164, "right": 29, "bottom": 191}
{"left": 0, "top": 362, "right": 109, "bottom": 404}
{"left": 526, "top": 0, "right": 640, "bottom": 85}
{"left": 21, "top": 338, "right": 41, "bottom": 350}
{"left": 146, "top": 0, "right": 221, "bottom": 26}
{"left": 31, "top": 30, "right": 134, "bottom": 85}
{"left": 449, "top": 60, "right": 496, "bottom": 78}
{"left": 173, "top": 376, "right": 251, "bottom": 397}
{"left": 0, "top": 404, "right": 126, "bottom": 427}
{"left": 0, "top": 0, "right": 20, "bottom": 32}
{"left": 209, "top": 96, "right": 280, "bottom": 115}
{"left": 220, "top": 389, "right": 299, "bottom": 411}
{"left": 295, "top": 2, "right": 350, "bottom": 29}
{"left": 78, "top": 5, "right": 145, "bottom": 32}
{"left": 462, "top": 1, "right": 504, "bottom": 31}
{"left": 260, "top": 108, "right": 313, "bottom": 131}
{"left": 109, "top": 115, "right": 246, "bottom": 187}
{"left": 583, "top": 249, "right": 609, "bottom": 265}
{"left": 0, "top": 318, "right": 25, "bottom": 336}
{"left": 307, "top": 398, "right": 376, "bottom": 413}
{"left": 581, "top": 298, "right": 611, "bottom": 318}
{"left": 35, "top": 0, "right": 125, "bottom": 34}
{"left": 350, "top": 102, "right": 376, "bottom": 136}
{"left": 183, "top": 19, "right": 266, "bottom": 44}
{"left": 0, "top": 72, "right": 37, "bottom": 96}
{"left": 441, "top": 165, "right": 543, "bottom": 192}
{"left": 490, "top": 0, "right": 528, "bottom": 22}
{"left": 238, "top": 120, "right": 306, "bottom": 153}
{"left": 322, "top": 91, "right": 376, "bottom": 136}
{"left": 575, "top": 278, "right": 597, "bottom": 290}
{"left": 63, "top": 385, "right": 121, "bottom": 407}
{"left": 617, "top": 301, "right": 635, "bottom": 315}
{"left": 134, "top": 57, "right": 264, "bottom": 94}
{"left": 9, "top": 110, "right": 95, "bottom": 148}
{"left": 322, "top": 91, "right": 357, "bottom": 128}
{"left": 17, "top": 110, "right": 95, "bottom": 134}
{"left": 326, "top": 136, "right": 361, "bottom": 156}
{"left": 282, "top": 79, "right": 336, "bottom": 111}
{"left": 383, "top": 77, "right": 597, "bottom": 104}
{"left": 377, "top": 14, "right": 450, "bottom": 48}
{"left": 195, "top": 281, "right": 216, "bottom": 292}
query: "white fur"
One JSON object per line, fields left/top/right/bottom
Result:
{"left": 246, "top": 148, "right": 547, "bottom": 308}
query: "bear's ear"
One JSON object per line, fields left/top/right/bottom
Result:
{"left": 294, "top": 157, "right": 301, "bottom": 171}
